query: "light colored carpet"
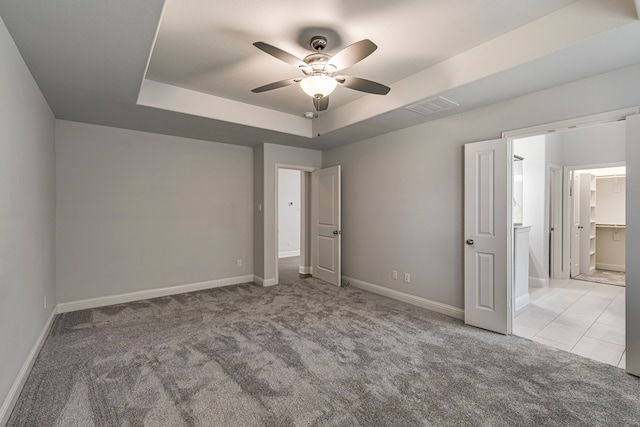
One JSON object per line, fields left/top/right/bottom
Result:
{"left": 8, "top": 278, "right": 640, "bottom": 426}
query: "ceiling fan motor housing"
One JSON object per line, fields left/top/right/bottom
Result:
{"left": 310, "top": 36, "right": 327, "bottom": 51}
{"left": 302, "top": 53, "right": 335, "bottom": 75}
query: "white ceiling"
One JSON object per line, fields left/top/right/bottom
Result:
{"left": 1, "top": 0, "right": 640, "bottom": 150}
{"left": 146, "top": 0, "right": 579, "bottom": 115}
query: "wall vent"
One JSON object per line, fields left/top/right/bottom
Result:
{"left": 405, "top": 96, "right": 459, "bottom": 116}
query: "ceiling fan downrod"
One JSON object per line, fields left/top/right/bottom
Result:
{"left": 310, "top": 36, "right": 327, "bottom": 52}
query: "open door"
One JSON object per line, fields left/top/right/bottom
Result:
{"left": 464, "top": 138, "right": 510, "bottom": 334}
{"left": 312, "top": 165, "right": 341, "bottom": 286}
{"left": 549, "top": 165, "right": 563, "bottom": 279}
{"left": 570, "top": 172, "right": 581, "bottom": 277}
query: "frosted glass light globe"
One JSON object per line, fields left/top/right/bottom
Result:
{"left": 300, "top": 75, "right": 337, "bottom": 98}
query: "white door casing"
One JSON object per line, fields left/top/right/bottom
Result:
{"left": 312, "top": 165, "right": 341, "bottom": 286}
{"left": 464, "top": 138, "right": 510, "bottom": 334}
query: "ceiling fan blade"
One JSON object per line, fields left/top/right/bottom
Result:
{"left": 253, "top": 41, "right": 308, "bottom": 69}
{"left": 327, "top": 39, "right": 377, "bottom": 71}
{"left": 313, "top": 96, "right": 329, "bottom": 112}
{"left": 251, "top": 78, "right": 301, "bottom": 93}
{"left": 336, "top": 76, "right": 390, "bottom": 95}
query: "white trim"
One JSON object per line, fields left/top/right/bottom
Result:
{"left": 507, "top": 139, "right": 514, "bottom": 334}
{"left": 345, "top": 276, "right": 464, "bottom": 320}
{"left": 529, "top": 277, "right": 549, "bottom": 288}
{"left": 515, "top": 293, "right": 531, "bottom": 314}
{"left": 502, "top": 107, "right": 640, "bottom": 139}
{"left": 0, "top": 307, "right": 58, "bottom": 425}
{"left": 253, "top": 275, "right": 277, "bottom": 287}
{"left": 278, "top": 250, "right": 300, "bottom": 258}
{"left": 57, "top": 275, "right": 254, "bottom": 313}
{"left": 299, "top": 266, "right": 312, "bottom": 275}
{"left": 596, "top": 263, "right": 625, "bottom": 272}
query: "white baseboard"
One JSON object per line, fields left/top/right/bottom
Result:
{"left": 529, "top": 277, "right": 549, "bottom": 288}
{"left": 253, "top": 275, "right": 277, "bottom": 287}
{"left": 1, "top": 307, "right": 58, "bottom": 425}
{"left": 596, "top": 263, "right": 625, "bottom": 272}
{"left": 278, "top": 250, "right": 300, "bottom": 258}
{"left": 344, "top": 276, "right": 464, "bottom": 320}
{"left": 515, "top": 293, "right": 531, "bottom": 315}
{"left": 299, "top": 266, "right": 312, "bottom": 274}
{"left": 57, "top": 275, "right": 254, "bottom": 313}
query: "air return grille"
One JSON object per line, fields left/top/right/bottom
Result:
{"left": 405, "top": 96, "right": 459, "bottom": 116}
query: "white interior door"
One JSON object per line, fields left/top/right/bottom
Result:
{"left": 579, "top": 173, "right": 593, "bottom": 275}
{"left": 312, "top": 165, "right": 341, "bottom": 286}
{"left": 549, "top": 165, "right": 563, "bottom": 278}
{"left": 464, "top": 138, "right": 510, "bottom": 334}
{"left": 570, "top": 173, "right": 581, "bottom": 277}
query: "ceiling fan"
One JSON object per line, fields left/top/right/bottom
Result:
{"left": 251, "top": 36, "right": 390, "bottom": 112}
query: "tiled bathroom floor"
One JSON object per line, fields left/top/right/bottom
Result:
{"left": 514, "top": 279, "right": 625, "bottom": 368}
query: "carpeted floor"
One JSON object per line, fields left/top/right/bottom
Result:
{"left": 575, "top": 269, "right": 625, "bottom": 287}
{"left": 8, "top": 278, "right": 640, "bottom": 426}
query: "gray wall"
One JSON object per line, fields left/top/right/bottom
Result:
{"left": 0, "top": 16, "right": 56, "bottom": 419}
{"left": 626, "top": 113, "right": 640, "bottom": 376}
{"left": 322, "top": 64, "right": 640, "bottom": 310}
{"left": 55, "top": 121, "right": 253, "bottom": 303}
{"left": 253, "top": 144, "right": 265, "bottom": 278}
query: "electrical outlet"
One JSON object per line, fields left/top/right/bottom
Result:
{"left": 404, "top": 273, "right": 411, "bottom": 283}
{"left": 237, "top": 259, "right": 242, "bottom": 268}
{"left": 392, "top": 270, "right": 398, "bottom": 280}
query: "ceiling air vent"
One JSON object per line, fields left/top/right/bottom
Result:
{"left": 405, "top": 96, "right": 459, "bottom": 116}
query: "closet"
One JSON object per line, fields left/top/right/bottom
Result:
{"left": 575, "top": 171, "right": 625, "bottom": 276}
{"left": 595, "top": 175, "right": 626, "bottom": 272}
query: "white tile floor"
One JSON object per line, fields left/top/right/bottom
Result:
{"left": 514, "top": 279, "right": 625, "bottom": 368}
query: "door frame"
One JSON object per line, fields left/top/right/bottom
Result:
{"left": 563, "top": 162, "right": 626, "bottom": 279}
{"left": 274, "top": 164, "right": 317, "bottom": 285}
{"left": 501, "top": 107, "right": 637, "bottom": 318}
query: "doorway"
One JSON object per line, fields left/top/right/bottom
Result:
{"left": 276, "top": 168, "right": 312, "bottom": 284}
{"left": 508, "top": 122, "right": 628, "bottom": 367}
{"left": 569, "top": 166, "right": 626, "bottom": 287}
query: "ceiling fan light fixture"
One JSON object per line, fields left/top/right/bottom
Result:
{"left": 300, "top": 74, "right": 337, "bottom": 98}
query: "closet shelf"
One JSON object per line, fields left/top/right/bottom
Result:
{"left": 596, "top": 224, "right": 626, "bottom": 228}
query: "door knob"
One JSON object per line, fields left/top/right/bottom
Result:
{"left": 466, "top": 239, "right": 474, "bottom": 245}
{"left": 578, "top": 226, "right": 584, "bottom": 229}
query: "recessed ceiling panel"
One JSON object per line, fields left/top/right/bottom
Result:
{"left": 146, "top": 0, "right": 579, "bottom": 116}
